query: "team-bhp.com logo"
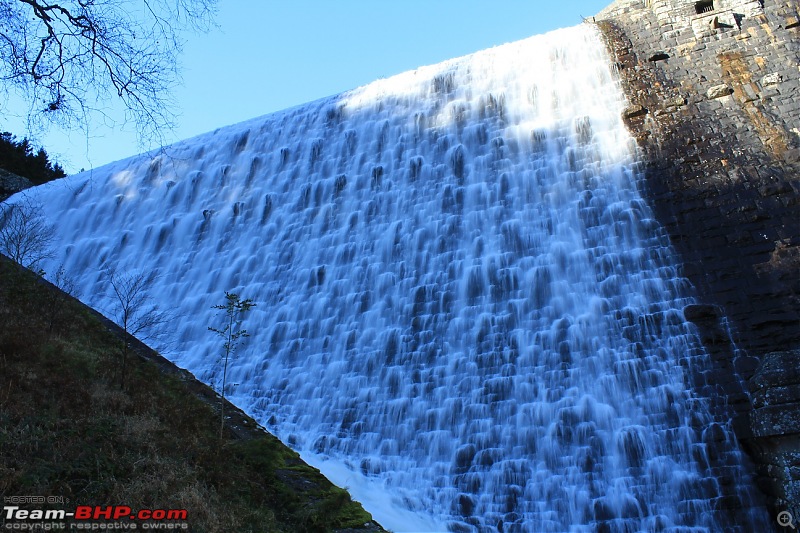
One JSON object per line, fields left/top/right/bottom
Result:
{"left": 3, "top": 505, "right": 188, "bottom": 530}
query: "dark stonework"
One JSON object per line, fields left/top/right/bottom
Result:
{"left": 0, "top": 168, "right": 34, "bottom": 202}
{"left": 595, "top": 0, "right": 799, "bottom": 521}
{"left": 743, "top": 350, "right": 800, "bottom": 520}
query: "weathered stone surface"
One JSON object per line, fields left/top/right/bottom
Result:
{"left": 751, "top": 351, "right": 800, "bottom": 392}
{"left": 597, "top": 0, "right": 800, "bottom": 360}
{"left": 706, "top": 84, "right": 734, "bottom": 99}
{"left": 0, "top": 168, "right": 34, "bottom": 202}
{"left": 761, "top": 385, "right": 800, "bottom": 407}
{"left": 750, "top": 405, "right": 800, "bottom": 438}
{"left": 595, "top": 0, "right": 800, "bottom": 521}
{"left": 622, "top": 104, "right": 648, "bottom": 118}
{"left": 665, "top": 95, "right": 687, "bottom": 108}
{"left": 761, "top": 73, "right": 783, "bottom": 87}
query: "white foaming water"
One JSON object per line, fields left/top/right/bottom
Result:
{"left": 19, "top": 25, "right": 768, "bottom": 532}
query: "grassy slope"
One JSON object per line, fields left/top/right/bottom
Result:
{"left": 0, "top": 257, "right": 381, "bottom": 532}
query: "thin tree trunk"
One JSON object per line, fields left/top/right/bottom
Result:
{"left": 220, "top": 312, "right": 234, "bottom": 439}
{"left": 220, "top": 351, "right": 228, "bottom": 438}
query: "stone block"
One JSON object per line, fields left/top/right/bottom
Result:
{"left": 750, "top": 351, "right": 800, "bottom": 390}
{"left": 760, "top": 87, "right": 780, "bottom": 99}
{"left": 750, "top": 405, "right": 800, "bottom": 438}
{"left": 683, "top": 303, "right": 722, "bottom": 323}
{"left": 738, "top": 84, "right": 760, "bottom": 103}
{"left": 622, "top": 104, "right": 648, "bottom": 118}
{"left": 761, "top": 72, "right": 783, "bottom": 87}
{"left": 755, "top": 385, "right": 800, "bottom": 408}
{"left": 782, "top": 149, "right": 800, "bottom": 163}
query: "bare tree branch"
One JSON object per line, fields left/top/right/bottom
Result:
{"left": 0, "top": 194, "right": 55, "bottom": 270}
{"left": 105, "top": 267, "right": 172, "bottom": 388}
{"left": 0, "top": 0, "right": 217, "bottom": 145}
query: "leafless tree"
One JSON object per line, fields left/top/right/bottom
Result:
{"left": 0, "top": 195, "right": 54, "bottom": 270}
{"left": 208, "top": 291, "right": 255, "bottom": 438}
{"left": 44, "top": 263, "right": 76, "bottom": 333}
{"left": 0, "top": 0, "right": 217, "bottom": 142}
{"left": 106, "top": 268, "right": 170, "bottom": 389}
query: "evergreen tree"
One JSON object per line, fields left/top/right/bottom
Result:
{"left": 0, "top": 132, "right": 66, "bottom": 185}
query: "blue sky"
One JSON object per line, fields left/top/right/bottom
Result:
{"left": 4, "top": 1, "right": 612, "bottom": 173}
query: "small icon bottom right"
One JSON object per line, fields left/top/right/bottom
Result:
{"left": 778, "top": 510, "right": 796, "bottom": 530}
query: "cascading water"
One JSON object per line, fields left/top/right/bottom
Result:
{"left": 19, "top": 24, "right": 770, "bottom": 532}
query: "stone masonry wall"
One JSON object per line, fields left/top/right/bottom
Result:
{"left": 0, "top": 168, "right": 34, "bottom": 202}
{"left": 595, "top": 0, "right": 799, "bottom": 523}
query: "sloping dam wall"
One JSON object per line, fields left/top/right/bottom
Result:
{"left": 9, "top": 2, "right": 798, "bottom": 531}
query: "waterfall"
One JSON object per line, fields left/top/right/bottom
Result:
{"left": 21, "top": 24, "right": 769, "bottom": 532}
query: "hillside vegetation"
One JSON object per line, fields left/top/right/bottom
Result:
{"left": 0, "top": 132, "right": 66, "bottom": 185}
{"left": 0, "top": 256, "right": 380, "bottom": 532}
